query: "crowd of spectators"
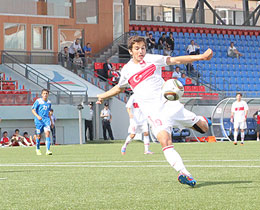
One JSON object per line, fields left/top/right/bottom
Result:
{"left": 1, "top": 129, "right": 35, "bottom": 147}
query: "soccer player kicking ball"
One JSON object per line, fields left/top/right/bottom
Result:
{"left": 231, "top": 92, "right": 248, "bottom": 145}
{"left": 96, "top": 36, "right": 213, "bottom": 187}
{"left": 32, "top": 89, "right": 53, "bottom": 155}
{"left": 121, "top": 94, "right": 153, "bottom": 155}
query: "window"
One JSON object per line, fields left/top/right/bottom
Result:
{"left": 59, "top": 29, "right": 83, "bottom": 51}
{"left": 4, "top": 23, "right": 26, "bottom": 50}
{"left": 76, "top": 0, "right": 98, "bottom": 24}
{"left": 32, "top": 25, "right": 52, "bottom": 50}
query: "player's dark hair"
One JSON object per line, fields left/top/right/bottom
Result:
{"left": 128, "top": 36, "right": 146, "bottom": 50}
{"left": 15, "top": 129, "right": 19, "bottom": 132}
{"left": 236, "top": 92, "right": 242, "bottom": 97}
{"left": 23, "top": 132, "right": 28, "bottom": 135}
{"left": 41, "top": 89, "right": 49, "bottom": 94}
{"left": 3, "top": 131, "right": 7, "bottom": 135}
{"left": 169, "top": 32, "right": 173, "bottom": 35}
{"left": 50, "top": 108, "right": 54, "bottom": 112}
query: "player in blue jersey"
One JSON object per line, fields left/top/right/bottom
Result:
{"left": 32, "top": 89, "right": 53, "bottom": 155}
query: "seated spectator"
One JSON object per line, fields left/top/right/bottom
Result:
{"left": 186, "top": 63, "right": 200, "bottom": 78}
{"left": 69, "top": 38, "right": 82, "bottom": 60}
{"left": 186, "top": 40, "right": 200, "bottom": 55}
{"left": 146, "top": 33, "right": 156, "bottom": 54}
{"left": 9, "top": 129, "right": 31, "bottom": 147}
{"left": 227, "top": 42, "right": 242, "bottom": 59}
{"left": 172, "top": 66, "right": 181, "bottom": 79}
{"left": 23, "top": 132, "right": 35, "bottom": 146}
{"left": 1, "top": 131, "right": 10, "bottom": 147}
{"left": 73, "top": 53, "right": 83, "bottom": 75}
{"left": 109, "top": 66, "right": 121, "bottom": 84}
{"left": 166, "top": 32, "right": 175, "bottom": 55}
{"left": 178, "top": 73, "right": 187, "bottom": 86}
{"left": 164, "top": 46, "right": 172, "bottom": 56}
{"left": 145, "top": 31, "right": 149, "bottom": 39}
{"left": 83, "top": 43, "right": 92, "bottom": 57}
{"left": 158, "top": 33, "right": 167, "bottom": 51}
{"left": 63, "top": 46, "right": 69, "bottom": 67}
{"left": 100, "top": 58, "right": 112, "bottom": 81}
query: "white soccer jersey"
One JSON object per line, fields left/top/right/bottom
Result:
{"left": 126, "top": 95, "right": 146, "bottom": 124}
{"left": 231, "top": 100, "right": 248, "bottom": 122}
{"left": 118, "top": 54, "right": 198, "bottom": 136}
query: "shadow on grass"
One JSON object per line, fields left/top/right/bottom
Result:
{"left": 86, "top": 140, "right": 116, "bottom": 144}
{"left": 0, "top": 170, "right": 37, "bottom": 173}
{"left": 196, "top": 180, "right": 252, "bottom": 188}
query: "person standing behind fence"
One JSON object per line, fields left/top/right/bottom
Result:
{"left": 100, "top": 103, "right": 114, "bottom": 140}
{"left": 253, "top": 109, "right": 260, "bottom": 142}
{"left": 85, "top": 102, "right": 94, "bottom": 141}
{"left": 49, "top": 109, "right": 57, "bottom": 145}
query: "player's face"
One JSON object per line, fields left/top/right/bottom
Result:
{"left": 236, "top": 94, "right": 241, "bottom": 101}
{"left": 129, "top": 41, "right": 146, "bottom": 64}
{"left": 42, "top": 91, "right": 49, "bottom": 101}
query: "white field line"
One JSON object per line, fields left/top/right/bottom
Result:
{"left": 0, "top": 164, "right": 260, "bottom": 168}
{"left": 5, "top": 159, "right": 260, "bottom": 165}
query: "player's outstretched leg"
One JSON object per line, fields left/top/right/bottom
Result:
{"left": 121, "top": 135, "right": 134, "bottom": 155}
{"left": 143, "top": 133, "right": 153, "bottom": 154}
{"left": 192, "top": 116, "right": 211, "bottom": 134}
{"left": 158, "top": 130, "right": 196, "bottom": 187}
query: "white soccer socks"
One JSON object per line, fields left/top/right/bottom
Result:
{"left": 234, "top": 130, "right": 238, "bottom": 143}
{"left": 143, "top": 135, "right": 150, "bottom": 152}
{"left": 163, "top": 145, "right": 191, "bottom": 176}
{"left": 123, "top": 135, "right": 132, "bottom": 149}
{"left": 241, "top": 131, "right": 245, "bottom": 143}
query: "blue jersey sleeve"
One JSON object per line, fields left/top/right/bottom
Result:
{"left": 32, "top": 100, "right": 39, "bottom": 111}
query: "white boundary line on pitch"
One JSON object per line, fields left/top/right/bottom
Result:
{"left": 0, "top": 164, "right": 260, "bottom": 168}
{"left": 5, "top": 159, "right": 260, "bottom": 165}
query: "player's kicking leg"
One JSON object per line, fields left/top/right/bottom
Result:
{"left": 157, "top": 130, "right": 196, "bottom": 187}
{"left": 121, "top": 133, "right": 135, "bottom": 155}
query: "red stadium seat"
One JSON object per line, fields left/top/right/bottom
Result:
{"left": 146, "top": 26, "right": 151, "bottom": 31}
{"left": 184, "top": 86, "right": 192, "bottom": 92}
{"left": 94, "top": 63, "right": 103, "bottom": 70}
{"left": 129, "top": 25, "right": 133, "bottom": 31}
{"left": 161, "top": 66, "right": 166, "bottom": 71}
{"left": 198, "top": 86, "right": 206, "bottom": 92}
{"left": 191, "top": 86, "right": 199, "bottom": 92}
{"left": 140, "top": 26, "right": 146, "bottom": 31}
{"left": 185, "top": 78, "right": 192, "bottom": 85}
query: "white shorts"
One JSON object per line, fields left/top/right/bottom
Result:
{"left": 234, "top": 121, "right": 247, "bottom": 129}
{"left": 128, "top": 119, "right": 148, "bottom": 134}
{"left": 138, "top": 99, "right": 199, "bottom": 137}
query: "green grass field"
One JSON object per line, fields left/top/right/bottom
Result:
{"left": 1, "top": 141, "right": 260, "bottom": 210}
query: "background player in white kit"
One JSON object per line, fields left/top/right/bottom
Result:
{"left": 121, "top": 94, "right": 153, "bottom": 155}
{"left": 231, "top": 93, "right": 248, "bottom": 145}
{"left": 96, "top": 36, "right": 213, "bottom": 187}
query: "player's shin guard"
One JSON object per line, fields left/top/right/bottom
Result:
{"left": 143, "top": 135, "right": 150, "bottom": 152}
{"left": 46, "top": 137, "right": 51, "bottom": 151}
{"left": 36, "top": 138, "right": 40, "bottom": 150}
{"left": 241, "top": 132, "right": 245, "bottom": 143}
{"left": 234, "top": 130, "right": 238, "bottom": 142}
{"left": 162, "top": 145, "right": 191, "bottom": 176}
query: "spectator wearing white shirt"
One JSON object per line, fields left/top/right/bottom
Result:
{"left": 69, "top": 38, "right": 82, "bottom": 60}
{"left": 227, "top": 42, "right": 242, "bottom": 59}
{"left": 172, "top": 66, "right": 181, "bottom": 79}
{"left": 186, "top": 40, "right": 200, "bottom": 55}
{"left": 100, "top": 103, "right": 114, "bottom": 140}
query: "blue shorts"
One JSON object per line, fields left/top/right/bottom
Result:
{"left": 35, "top": 120, "right": 51, "bottom": 135}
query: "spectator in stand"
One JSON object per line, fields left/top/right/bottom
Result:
{"left": 69, "top": 38, "right": 82, "bottom": 61}
{"left": 146, "top": 33, "right": 156, "bottom": 54}
{"left": 186, "top": 40, "right": 200, "bottom": 55}
{"left": 158, "top": 33, "right": 167, "bottom": 51}
{"left": 164, "top": 46, "right": 172, "bottom": 56}
{"left": 178, "top": 73, "right": 187, "bottom": 86}
{"left": 253, "top": 109, "right": 260, "bottom": 142}
{"left": 83, "top": 43, "right": 92, "bottom": 57}
{"left": 145, "top": 31, "right": 150, "bottom": 39}
{"left": 172, "top": 66, "right": 181, "bottom": 79}
{"left": 1, "top": 131, "right": 9, "bottom": 147}
{"left": 100, "top": 103, "right": 114, "bottom": 140}
{"left": 166, "top": 32, "right": 175, "bottom": 55}
{"left": 100, "top": 58, "right": 112, "bottom": 81}
{"left": 23, "top": 132, "right": 35, "bottom": 146}
{"left": 49, "top": 109, "right": 57, "bottom": 145}
{"left": 85, "top": 102, "right": 94, "bottom": 142}
{"left": 227, "top": 42, "right": 242, "bottom": 59}
{"left": 63, "top": 46, "right": 69, "bottom": 68}
{"left": 109, "top": 66, "right": 121, "bottom": 84}
{"left": 73, "top": 53, "right": 83, "bottom": 74}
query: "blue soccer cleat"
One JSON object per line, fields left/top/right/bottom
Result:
{"left": 178, "top": 174, "right": 197, "bottom": 187}
{"left": 121, "top": 147, "right": 126, "bottom": 155}
{"left": 202, "top": 116, "right": 212, "bottom": 127}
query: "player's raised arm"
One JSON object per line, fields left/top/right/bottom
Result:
{"left": 166, "top": 48, "right": 213, "bottom": 65}
{"left": 96, "top": 85, "right": 125, "bottom": 104}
